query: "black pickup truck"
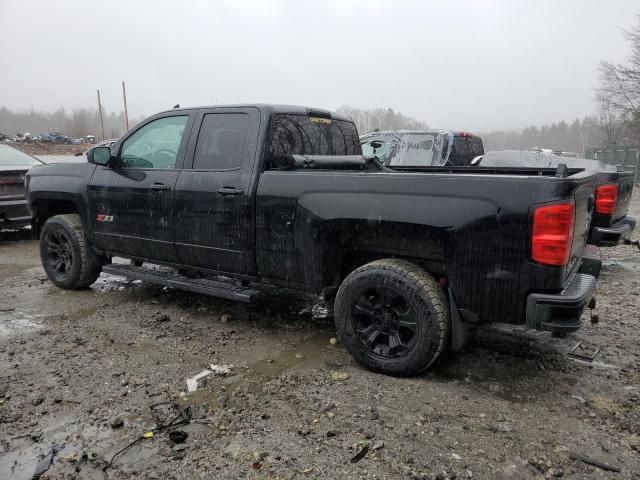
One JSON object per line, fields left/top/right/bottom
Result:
{"left": 26, "top": 104, "right": 599, "bottom": 376}
{"left": 479, "top": 151, "right": 637, "bottom": 247}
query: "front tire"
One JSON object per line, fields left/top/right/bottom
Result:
{"left": 40, "top": 214, "right": 103, "bottom": 289}
{"left": 334, "top": 259, "right": 450, "bottom": 376}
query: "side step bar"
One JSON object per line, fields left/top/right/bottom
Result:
{"left": 102, "top": 264, "right": 261, "bottom": 303}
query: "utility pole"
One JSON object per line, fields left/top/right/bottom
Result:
{"left": 122, "top": 81, "right": 129, "bottom": 131}
{"left": 97, "top": 89, "right": 105, "bottom": 141}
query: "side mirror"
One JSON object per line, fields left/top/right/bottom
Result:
{"left": 470, "top": 155, "right": 483, "bottom": 166}
{"left": 88, "top": 146, "right": 112, "bottom": 166}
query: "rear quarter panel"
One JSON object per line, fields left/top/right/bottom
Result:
{"left": 256, "top": 170, "right": 596, "bottom": 325}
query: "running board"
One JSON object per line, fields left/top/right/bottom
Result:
{"left": 102, "top": 264, "right": 261, "bottom": 303}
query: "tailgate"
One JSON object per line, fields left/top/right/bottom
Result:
{"left": 0, "top": 169, "right": 27, "bottom": 199}
{"left": 567, "top": 181, "right": 594, "bottom": 278}
{"left": 613, "top": 171, "right": 635, "bottom": 223}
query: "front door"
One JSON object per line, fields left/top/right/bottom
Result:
{"left": 174, "top": 107, "right": 260, "bottom": 274}
{"left": 89, "top": 114, "right": 193, "bottom": 262}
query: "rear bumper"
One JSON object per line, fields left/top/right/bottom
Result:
{"left": 590, "top": 216, "right": 636, "bottom": 246}
{"left": 0, "top": 198, "right": 31, "bottom": 229}
{"left": 526, "top": 272, "right": 596, "bottom": 333}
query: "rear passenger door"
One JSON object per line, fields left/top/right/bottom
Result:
{"left": 174, "top": 107, "right": 260, "bottom": 274}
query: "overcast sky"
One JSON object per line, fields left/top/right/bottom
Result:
{"left": 0, "top": 0, "right": 637, "bottom": 131}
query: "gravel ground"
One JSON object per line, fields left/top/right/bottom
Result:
{"left": 1, "top": 192, "right": 639, "bottom": 480}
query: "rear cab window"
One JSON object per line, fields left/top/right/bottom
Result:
{"left": 267, "top": 114, "right": 361, "bottom": 164}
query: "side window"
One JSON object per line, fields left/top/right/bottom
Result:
{"left": 193, "top": 113, "right": 249, "bottom": 170}
{"left": 120, "top": 116, "right": 188, "bottom": 169}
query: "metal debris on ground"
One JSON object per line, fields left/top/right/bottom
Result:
{"left": 104, "top": 402, "right": 192, "bottom": 471}
{"left": 149, "top": 401, "right": 192, "bottom": 430}
{"left": 569, "top": 452, "right": 621, "bottom": 472}
{"left": 567, "top": 341, "right": 600, "bottom": 362}
{"left": 350, "top": 444, "right": 370, "bottom": 463}
{"left": 623, "top": 238, "right": 640, "bottom": 249}
{"left": 32, "top": 447, "right": 55, "bottom": 479}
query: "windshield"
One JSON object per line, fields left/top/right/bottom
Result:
{"left": 361, "top": 132, "right": 450, "bottom": 167}
{"left": 0, "top": 144, "right": 43, "bottom": 167}
{"left": 267, "top": 114, "right": 361, "bottom": 160}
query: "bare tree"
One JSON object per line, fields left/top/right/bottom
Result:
{"left": 596, "top": 93, "right": 620, "bottom": 145}
{"left": 597, "top": 15, "right": 640, "bottom": 141}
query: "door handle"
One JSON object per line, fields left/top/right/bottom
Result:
{"left": 217, "top": 187, "right": 243, "bottom": 196}
{"left": 149, "top": 183, "right": 171, "bottom": 191}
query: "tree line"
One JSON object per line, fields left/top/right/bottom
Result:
{"left": 0, "top": 107, "right": 144, "bottom": 140}
{"left": 480, "top": 116, "right": 640, "bottom": 153}
{"left": 337, "top": 106, "right": 429, "bottom": 134}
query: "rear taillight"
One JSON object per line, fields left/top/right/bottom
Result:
{"left": 532, "top": 202, "right": 575, "bottom": 266}
{"left": 595, "top": 184, "right": 618, "bottom": 215}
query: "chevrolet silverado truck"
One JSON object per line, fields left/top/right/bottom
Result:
{"left": 26, "top": 104, "right": 599, "bottom": 376}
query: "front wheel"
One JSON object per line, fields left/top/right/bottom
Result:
{"left": 334, "top": 259, "right": 450, "bottom": 376}
{"left": 40, "top": 214, "right": 103, "bottom": 289}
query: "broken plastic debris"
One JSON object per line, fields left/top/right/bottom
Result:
{"left": 186, "top": 369, "right": 213, "bottom": 392}
{"left": 186, "top": 365, "right": 233, "bottom": 392}
{"left": 209, "top": 364, "right": 233, "bottom": 375}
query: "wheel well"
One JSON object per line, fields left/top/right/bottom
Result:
{"left": 32, "top": 200, "right": 79, "bottom": 236}
{"left": 323, "top": 249, "right": 447, "bottom": 298}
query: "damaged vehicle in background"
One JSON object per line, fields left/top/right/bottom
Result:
{"left": 360, "top": 130, "right": 484, "bottom": 167}
{"left": 478, "top": 150, "right": 637, "bottom": 248}
{"left": 27, "top": 104, "right": 599, "bottom": 376}
{"left": 0, "top": 144, "right": 44, "bottom": 230}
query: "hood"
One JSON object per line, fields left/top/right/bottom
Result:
{"left": 28, "top": 161, "right": 97, "bottom": 178}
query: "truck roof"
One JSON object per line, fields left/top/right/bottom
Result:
{"left": 156, "top": 104, "right": 354, "bottom": 123}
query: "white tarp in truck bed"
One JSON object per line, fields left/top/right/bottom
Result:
{"left": 481, "top": 150, "right": 618, "bottom": 172}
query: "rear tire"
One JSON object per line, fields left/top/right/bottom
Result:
{"left": 334, "top": 259, "right": 450, "bottom": 376}
{"left": 40, "top": 214, "right": 103, "bottom": 289}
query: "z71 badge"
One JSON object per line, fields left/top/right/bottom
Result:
{"left": 96, "top": 214, "right": 114, "bottom": 222}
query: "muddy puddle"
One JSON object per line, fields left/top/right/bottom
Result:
{"left": 187, "top": 330, "right": 345, "bottom": 404}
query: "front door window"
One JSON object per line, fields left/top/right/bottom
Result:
{"left": 119, "top": 116, "right": 188, "bottom": 169}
